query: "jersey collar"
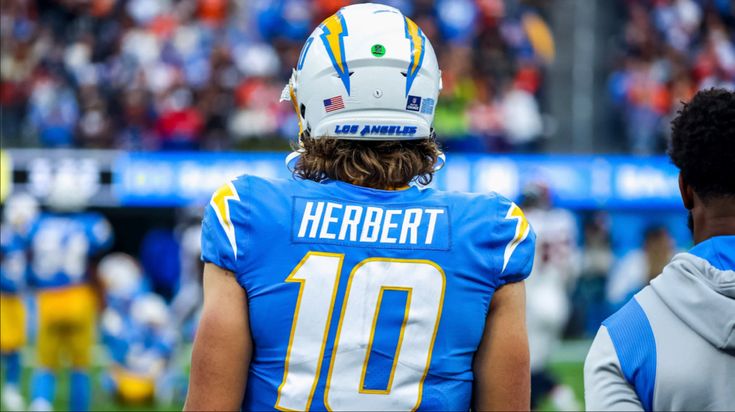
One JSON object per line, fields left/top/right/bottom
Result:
{"left": 689, "top": 235, "right": 735, "bottom": 272}
{"left": 324, "top": 179, "right": 425, "bottom": 200}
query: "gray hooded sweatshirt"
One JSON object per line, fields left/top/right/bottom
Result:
{"left": 584, "top": 235, "right": 735, "bottom": 411}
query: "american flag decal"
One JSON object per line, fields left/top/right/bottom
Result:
{"left": 323, "top": 96, "right": 345, "bottom": 112}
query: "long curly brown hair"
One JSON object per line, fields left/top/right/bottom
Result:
{"left": 293, "top": 136, "right": 442, "bottom": 189}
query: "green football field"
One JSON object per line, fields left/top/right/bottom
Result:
{"left": 0, "top": 366, "right": 181, "bottom": 411}
{"left": 1, "top": 341, "right": 589, "bottom": 411}
{"left": 539, "top": 361, "right": 585, "bottom": 411}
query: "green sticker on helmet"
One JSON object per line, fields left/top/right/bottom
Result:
{"left": 371, "top": 44, "right": 386, "bottom": 57}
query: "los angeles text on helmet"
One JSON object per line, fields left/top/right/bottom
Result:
{"left": 334, "top": 124, "right": 419, "bottom": 137}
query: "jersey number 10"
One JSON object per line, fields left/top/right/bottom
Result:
{"left": 275, "top": 252, "right": 446, "bottom": 411}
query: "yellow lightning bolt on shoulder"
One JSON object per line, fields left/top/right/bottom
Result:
{"left": 210, "top": 181, "right": 240, "bottom": 259}
{"left": 502, "top": 202, "right": 530, "bottom": 273}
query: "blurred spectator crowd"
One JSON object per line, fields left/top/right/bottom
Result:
{"left": 1, "top": 0, "right": 553, "bottom": 152}
{"left": 609, "top": 0, "right": 735, "bottom": 154}
{"left": 4, "top": 0, "right": 731, "bottom": 154}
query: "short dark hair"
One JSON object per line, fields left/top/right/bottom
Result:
{"left": 668, "top": 88, "right": 735, "bottom": 201}
{"left": 293, "top": 136, "right": 441, "bottom": 189}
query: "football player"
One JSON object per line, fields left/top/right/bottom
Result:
{"left": 584, "top": 88, "right": 735, "bottom": 410}
{"left": 27, "top": 183, "right": 113, "bottom": 411}
{"left": 170, "top": 209, "right": 204, "bottom": 336}
{"left": 0, "top": 193, "right": 39, "bottom": 411}
{"left": 101, "top": 290, "right": 175, "bottom": 406}
{"left": 98, "top": 253, "right": 178, "bottom": 405}
{"left": 521, "top": 181, "right": 581, "bottom": 410}
{"left": 185, "top": 4, "right": 536, "bottom": 411}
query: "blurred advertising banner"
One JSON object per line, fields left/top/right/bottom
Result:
{"left": 4, "top": 149, "right": 117, "bottom": 206}
{"left": 114, "top": 152, "right": 287, "bottom": 206}
{"left": 3, "top": 150, "right": 682, "bottom": 210}
{"left": 432, "top": 154, "right": 681, "bottom": 209}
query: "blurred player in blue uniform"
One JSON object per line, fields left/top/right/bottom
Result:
{"left": 27, "top": 186, "right": 113, "bottom": 411}
{"left": 98, "top": 253, "right": 177, "bottom": 405}
{"left": 1, "top": 193, "right": 39, "bottom": 411}
{"left": 186, "top": 4, "right": 535, "bottom": 411}
{"left": 101, "top": 294, "right": 175, "bottom": 404}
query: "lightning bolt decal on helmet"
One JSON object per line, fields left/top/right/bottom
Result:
{"left": 403, "top": 16, "right": 426, "bottom": 97}
{"left": 320, "top": 11, "right": 351, "bottom": 95}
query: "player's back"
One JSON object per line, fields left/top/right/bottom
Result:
{"left": 201, "top": 175, "right": 535, "bottom": 411}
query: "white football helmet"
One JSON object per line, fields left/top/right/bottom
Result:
{"left": 2, "top": 193, "right": 40, "bottom": 235}
{"left": 131, "top": 293, "right": 170, "bottom": 329}
{"left": 283, "top": 3, "right": 442, "bottom": 146}
{"left": 98, "top": 253, "right": 143, "bottom": 300}
{"left": 46, "top": 170, "right": 92, "bottom": 211}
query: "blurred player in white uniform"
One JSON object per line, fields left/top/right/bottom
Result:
{"left": 522, "top": 182, "right": 581, "bottom": 411}
{"left": 170, "top": 208, "right": 204, "bottom": 335}
{"left": 1, "top": 194, "right": 39, "bottom": 411}
{"left": 164, "top": 212, "right": 204, "bottom": 403}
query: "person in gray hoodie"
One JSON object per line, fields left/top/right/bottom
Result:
{"left": 584, "top": 88, "right": 735, "bottom": 411}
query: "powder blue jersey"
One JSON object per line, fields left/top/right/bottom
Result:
{"left": 28, "top": 212, "right": 113, "bottom": 289}
{"left": 0, "top": 225, "right": 29, "bottom": 294}
{"left": 201, "top": 175, "right": 535, "bottom": 411}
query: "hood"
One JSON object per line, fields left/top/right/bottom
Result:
{"left": 650, "top": 235, "right": 735, "bottom": 350}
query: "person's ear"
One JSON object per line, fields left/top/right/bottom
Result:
{"left": 679, "top": 173, "right": 694, "bottom": 210}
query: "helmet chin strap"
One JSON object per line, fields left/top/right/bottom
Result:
{"left": 281, "top": 69, "right": 305, "bottom": 139}
{"left": 284, "top": 129, "right": 309, "bottom": 171}
{"left": 434, "top": 151, "right": 446, "bottom": 172}
{"left": 429, "top": 129, "right": 446, "bottom": 172}
{"left": 285, "top": 149, "right": 303, "bottom": 171}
